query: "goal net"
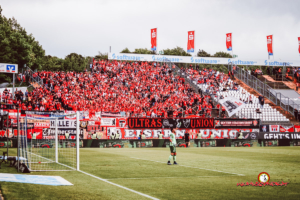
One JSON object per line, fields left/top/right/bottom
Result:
{"left": 19, "top": 112, "right": 80, "bottom": 171}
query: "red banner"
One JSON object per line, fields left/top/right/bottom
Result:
{"left": 226, "top": 33, "right": 232, "bottom": 51}
{"left": 294, "top": 125, "right": 300, "bottom": 132}
{"left": 127, "top": 118, "right": 214, "bottom": 129}
{"left": 298, "top": 37, "right": 300, "bottom": 55}
{"left": 27, "top": 128, "right": 43, "bottom": 139}
{"left": 151, "top": 28, "right": 157, "bottom": 51}
{"left": 34, "top": 122, "right": 50, "bottom": 128}
{"left": 187, "top": 31, "right": 195, "bottom": 53}
{"left": 280, "top": 125, "right": 294, "bottom": 132}
{"left": 267, "top": 35, "right": 273, "bottom": 55}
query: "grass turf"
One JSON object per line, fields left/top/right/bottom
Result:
{"left": 0, "top": 147, "right": 299, "bottom": 200}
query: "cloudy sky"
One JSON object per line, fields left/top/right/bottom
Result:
{"left": 1, "top": 0, "right": 300, "bottom": 61}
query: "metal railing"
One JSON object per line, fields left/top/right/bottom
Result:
{"left": 231, "top": 64, "right": 300, "bottom": 115}
{"left": 167, "top": 60, "right": 200, "bottom": 94}
{"left": 22, "top": 65, "right": 43, "bottom": 87}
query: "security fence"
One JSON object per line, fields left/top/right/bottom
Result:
{"left": 231, "top": 64, "right": 300, "bottom": 115}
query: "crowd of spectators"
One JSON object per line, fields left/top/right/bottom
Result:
{"left": 1, "top": 60, "right": 232, "bottom": 118}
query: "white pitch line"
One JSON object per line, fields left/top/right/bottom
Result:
{"left": 78, "top": 170, "right": 159, "bottom": 200}
{"left": 26, "top": 153, "right": 159, "bottom": 200}
{"left": 106, "top": 176, "right": 233, "bottom": 180}
{"left": 131, "top": 157, "right": 244, "bottom": 176}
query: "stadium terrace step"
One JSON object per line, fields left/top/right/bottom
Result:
{"left": 262, "top": 75, "right": 300, "bottom": 94}
{"left": 29, "top": 82, "right": 40, "bottom": 88}
{"left": 235, "top": 77, "right": 299, "bottom": 125}
{"left": 262, "top": 75, "right": 276, "bottom": 82}
{"left": 259, "top": 75, "right": 291, "bottom": 90}
{"left": 282, "top": 81, "right": 300, "bottom": 93}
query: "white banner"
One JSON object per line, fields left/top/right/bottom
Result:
{"left": 79, "top": 111, "right": 89, "bottom": 120}
{"left": 100, "top": 118, "right": 116, "bottom": 127}
{"left": 219, "top": 97, "right": 246, "bottom": 117}
{"left": 100, "top": 111, "right": 122, "bottom": 117}
{"left": 95, "top": 112, "right": 101, "bottom": 118}
{"left": 269, "top": 125, "right": 280, "bottom": 132}
{"left": 0, "top": 63, "right": 18, "bottom": 73}
{"left": 50, "top": 120, "right": 77, "bottom": 129}
{"left": 108, "top": 53, "right": 300, "bottom": 66}
{"left": 65, "top": 111, "right": 76, "bottom": 120}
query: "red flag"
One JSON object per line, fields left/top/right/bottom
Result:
{"left": 267, "top": 35, "right": 273, "bottom": 55}
{"left": 187, "top": 31, "right": 195, "bottom": 53}
{"left": 298, "top": 37, "right": 300, "bottom": 55}
{"left": 226, "top": 33, "right": 232, "bottom": 51}
{"left": 151, "top": 28, "right": 157, "bottom": 51}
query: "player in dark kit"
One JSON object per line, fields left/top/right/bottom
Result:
{"left": 184, "top": 131, "right": 190, "bottom": 147}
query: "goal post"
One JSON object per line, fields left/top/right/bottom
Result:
{"left": 76, "top": 111, "right": 80, "bottom": 171}
{"left": 18, "top": 111, "right": 80, "bottom": 171}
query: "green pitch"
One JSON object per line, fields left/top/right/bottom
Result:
{"left": 0, "top": 147, "right": 300, "bottom": 199}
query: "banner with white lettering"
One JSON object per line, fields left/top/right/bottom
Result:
{"left": 100, "top": 118, "right": 116, "bottom": 127}
{"left": 34, "top": 122, "right": 50, "bottom": 128}
{"left": 50, "top": 120, "right": 77, "bottom": 129}
{"left": 65, "top": 111, "right": 76, "bottom": 120}
{"left": 42, "top": 128, "right": 83, "bottom": 139}
{"left": 219, "top": 97, "right": 246, "bottom": 117}
{"left": 103, "top": 128, "right": 258, "bottom": 140}
{"left": 108, "top": 52, "right": 300, "bottom": 67}
{"left": 260, "top": 133, "right": 300, "bottom": 140}
{"left": 100, "top": 112, "right": 122, "bottom": 117}
{"left": 215, "top": 119, "right": 260, "bottom": 129}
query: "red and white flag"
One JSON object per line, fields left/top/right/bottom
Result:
{"left": 280, "top": 125, "right": 294, "bottom": 132}
{"left": 298, "top": 37, "right": 300, "bottom": 55}
{"left": 151, "top": 28, "right": 157, "bottom": 51}
{"left": 226, "top": 33, "right": 232, "bottom": 51}
{"left": 187, "top": 31, "right": 195, "bottom": 53}
{"left": 267, "top": 35, "right": 273, "bottom": 56}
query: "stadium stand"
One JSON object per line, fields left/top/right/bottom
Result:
{"left": 183, "top": 68, "right": 291, "bottom": 122}
{"left": 0, "top": 60, "right": 297, "bottom": 124}
{"left": 1, "top": 61, "right": 220, "bottom": 118}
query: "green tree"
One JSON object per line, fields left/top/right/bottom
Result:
{"left": 94, "top": 51, "right": 108, "bottom": 60}
{"left": 0, "top": 5, "right": 45, "bottom": 74}
{"left": 42, "top": 55, "right": 64, "bottom": 71}
{"left": 133, "top": 48, "right": 154, "bottom": 54}
{"left": 63, "top": 53, "right": 89, "bottom": 72}
{"left": 197, "top": 49, "right": 211, "bottom": 57}
{"left": 120, "top": 48, "right": 131, "bottom": 53}
{"left": 163, "top": 46, "right": 191, "bottom": 56}
{"left": 213, "top": 51, "right": 232, "bottom": 58}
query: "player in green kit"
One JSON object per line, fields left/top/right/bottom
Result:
{"left": 167, "top": 128, "right": 178, "bottom": 165}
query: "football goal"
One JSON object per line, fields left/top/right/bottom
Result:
{"left": 19, "top": 112, "right": 80, "bottom": 171}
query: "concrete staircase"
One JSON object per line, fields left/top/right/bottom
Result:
{"left": 262, "top": 75, "right": 298, "bottom": 93}
{"left": 235, "top": 77, "right": 298, "bottom": 125}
